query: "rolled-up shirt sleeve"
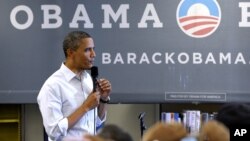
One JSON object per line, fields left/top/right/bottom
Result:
{"left": 37, "top": 83, "right": 68, "bottom": 140}
{"left": 38, "top": 64, "right": 102, "bottom": 140}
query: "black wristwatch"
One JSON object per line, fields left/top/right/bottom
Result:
{"left": 100, "top": 96, "right": 110, "bottom": 103}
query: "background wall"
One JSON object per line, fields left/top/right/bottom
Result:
{"left": 24, "top": 104, "right": 43, "bottom": 141}
{"left": 23, "top": 104, "right": 159, "bottom": 141}
{"left": 106, "top": 104, "right": 159, "bottom": 141}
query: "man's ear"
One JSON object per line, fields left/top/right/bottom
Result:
{"left": 66, "top": 48, "right": 75, "bottom": 57}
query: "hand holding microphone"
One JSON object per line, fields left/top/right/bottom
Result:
{"left": 90, "top": 66, "right": 111, "bottom": 135}
{"left": 91, "top": 66, "right": 111, "bottom": 103}
{"left": 98, "top": 79, "right": 111, "bottom": 102}
{"left": 84, "top": 66, "right": 111, "bottom": 110}
{"left": 81, "top": 66, "right": 100, "bottom": 111}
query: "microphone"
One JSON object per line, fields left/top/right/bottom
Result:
{"left": 138, "top": 112, "right": 147, "bottom": 137}
{"left": 138, "top": 112, "right": 146, "bottom": 120}
{"left": 91, "top": 66, "right": 99, "bottom": 135}
{"left": 91, "top": 66, "right": 99, "bottom": 92}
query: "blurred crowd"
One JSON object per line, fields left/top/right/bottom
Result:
{"left": 63, "top": 103, "right": 250, "bottom": 141}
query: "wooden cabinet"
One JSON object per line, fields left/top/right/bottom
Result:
{"left": 0, "top": 104, "right": 21, "bottom": 141}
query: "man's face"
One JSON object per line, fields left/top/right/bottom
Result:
{"left": 72, "top": 37, "right": 95, "bottom": 70}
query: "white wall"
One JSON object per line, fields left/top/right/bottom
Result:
{"left": 24, "top": 104, "right": 44, "bottom": 141}
{"left": 106, "top": 104, "right": 159, "bottom": 141}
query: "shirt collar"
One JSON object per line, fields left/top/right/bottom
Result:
{"left": 60, "top": 63, "right": 80, "bottom": 82}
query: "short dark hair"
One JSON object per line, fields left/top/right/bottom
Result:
{"left": 63, "top": 31, "right": 92, "bottom": 58}
{"left": 98, "top": 124, "right": 134, "bottom": 141}
{"left": 216, "top": 103, "right": 250, "bottom": 128}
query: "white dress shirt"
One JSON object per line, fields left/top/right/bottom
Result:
{"left": 37, "top": 63, "right": 105, "bottom": 141}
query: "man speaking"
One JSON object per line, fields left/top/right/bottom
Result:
{"left": 37, "top": 31, "right": 112, "bottom": 141}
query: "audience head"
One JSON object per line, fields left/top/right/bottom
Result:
{"left": 216, "top": 103, "right": 250, "bottom": 129}
{"left": 62, "top": 134, "right": 105, "bottom": 141}
{"left": 83, "top": 134, "right": 106, "bottom": 141}
{"left": 142, "top": 122, "right": 188, "bottom": 141}
{"left": 97, "top": 124, "right": 133, "bottom": 141}
{"left": 199, "top": 120, "right": 229, "bottom": 141}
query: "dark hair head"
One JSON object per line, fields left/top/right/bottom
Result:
{"left": 63, "top": 31, "right": 92, "bottom": 58}
{"left": 216, "top": 103, "right": 250, "bottom": 128}
{"left": 98, "top": 124, "right": 133, "bottom": 141}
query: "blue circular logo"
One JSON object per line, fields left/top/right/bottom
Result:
{"left": 177, "top": 0, "right": 221, "bottom": 38}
